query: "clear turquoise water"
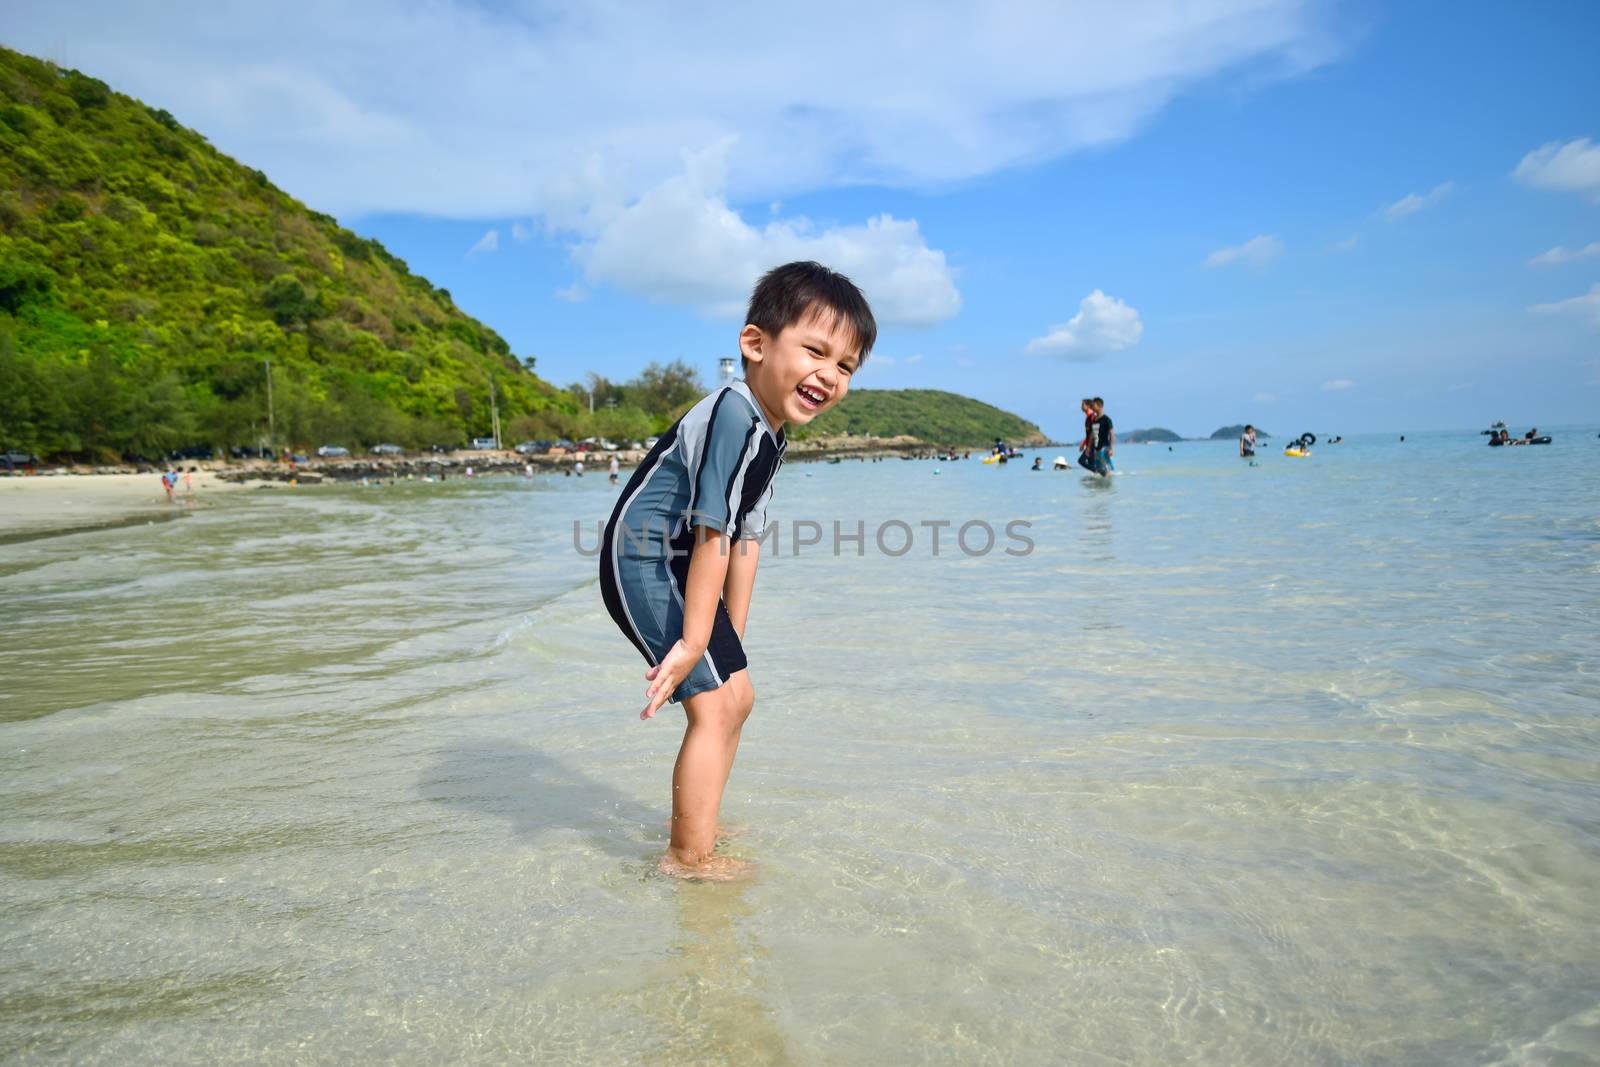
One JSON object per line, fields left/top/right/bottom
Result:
{"left": 3, "top": 428, "right": 1599, "bottom": 1064}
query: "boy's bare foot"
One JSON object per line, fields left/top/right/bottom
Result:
{"left": 656, "top": 854, "right": 755, "bottom": 882}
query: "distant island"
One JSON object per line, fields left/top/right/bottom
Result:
{"left": 1122, "top": 427, "right": 1183, "bottom": 443}
{"left": 1210, "top": 425, "right": 1271, "bottom": 439}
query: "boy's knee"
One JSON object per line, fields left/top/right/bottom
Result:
{"left": 733, "top": 674, "right": 755, "bottom": 722}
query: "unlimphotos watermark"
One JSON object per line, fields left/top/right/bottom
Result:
{"left": 573, "top": 510, "right": 1034, "bottom": 558}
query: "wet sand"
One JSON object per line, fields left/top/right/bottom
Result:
{"left": 0, "top": 471, "right": 249, "bottom": 541}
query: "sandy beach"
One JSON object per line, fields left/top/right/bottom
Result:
{"left": 0, "top": 471, "right": 250, "bottom": 540}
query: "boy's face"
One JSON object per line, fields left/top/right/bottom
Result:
{"left": 739, "top": 307, "right": 860, "bottom": 429}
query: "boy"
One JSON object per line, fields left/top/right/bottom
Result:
{"left": 1239, "top": 424, "right": 1257, "bottom": 458}
{"left": 599, "top": 261, "right": 875, "bottom": 880}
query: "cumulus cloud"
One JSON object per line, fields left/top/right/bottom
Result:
{"left": 1527, "top": 241, "right": 1600, "bottom": 267}
{"left": 1204, "top": 234, "right": 1283, "bottom": 268}
{"left": 1530, "top": 283, "right": 1600, "bottom": 328}
{"left": 467, "top": 229, "right": 499, "bottom": 256}
{"left": 1331, "top": 233, "right": 1360, "bottom": 252}
{"left": 904, "top": 353, "right": 924, "bottom": 365}
{"left": 568, "top": 142, "right": 960, "bottom": 325}
{"left": 1025, "top": 290, "right": 1143, "bottom": 359}
{"left": 2, "top": 1, "right": 1347, "bottom": 221}
{"left": 1384, "top": 182, "right": 1454, "bottom": 221}
{"left": 1513, "top": 138, "right": 1600, "bottom": 202}
{"left": 553, "top": 283, "right": 590, "bottom": 303}
{"left": 1320, "top": 378, "right": 1354, "bottom": 391}
{"left": 510, "top": 221, "right": 534, "bottom": 244}
{"left": 1253, "top": 391, "right": 1278, "bottom": 403}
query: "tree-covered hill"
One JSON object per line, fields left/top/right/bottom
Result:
{"left": 1122, "top": 427, "right": 1182, "bottom": 443}
{"left": 790, "top": 388, "right": 1045, "bottom": 446}
{"left": 1210, "top": 425, "right": 1271, "bottom": 439}
{"left": 0, "top": 46, "right": 569, "bottom": 460}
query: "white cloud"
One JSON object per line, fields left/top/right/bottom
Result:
{"left": 510, "top": 221, "right": 534, "bottom": 244}
{"left": 2, "top": 1, "right": 1347, "bottom": 221}
{"left": 1253, "top": 391, "right": 1278, "bottom": 403}
{"left": 1320, "top": 378, "right": 1354, "bottom": 391}
{"left": 1204, "top": 234, "right": 1283, "bottom": 269}
{"left": 553, "top": 283, "right": 590, "bottom": 303}
{"left": 1446, "top": 381, "right": 1474, "bottom": 392}
{"left": 467, "top": 229, "right": 499, "bottom": 256}
{"left": 904, "top": 353, "right": 924, "bottom": 365}
{"left": 1025, "top": 290, "right": 1143, "bottom": 359}
{"left": 1513, "top": 138, "right": 1600, "bottom": 202}
{"left": 1384, "top": 181, "right": 1454, "bottom": 221}
{"left": 569, "top": 142, "right": 960, "bottom": 325}
{"left": 1530, "top": 283, "right": 1600, "bottom": 329}
{"left": 1331, "top": 233, "right": 1360, "bottom": 253}
{"left": 1527, "top": 241, "right": 1600, "bottom": 267}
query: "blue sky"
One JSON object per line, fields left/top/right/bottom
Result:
{"left": 9, "top": 2, "right": 1599, "bottom": 438}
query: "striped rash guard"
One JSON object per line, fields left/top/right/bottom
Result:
{"left": 599, "top": 379, "right": 785, "bottom": 701}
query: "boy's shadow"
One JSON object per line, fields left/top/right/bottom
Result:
{"left": 420, "top": 741, "right": 662, "bottom": 859}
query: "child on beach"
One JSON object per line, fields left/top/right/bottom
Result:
{"left": 599, "top": 261, "right": 875, "bottom": 879}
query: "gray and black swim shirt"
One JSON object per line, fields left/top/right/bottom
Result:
{"left": 604, "top": 379, "right": 785, "bottom": 563}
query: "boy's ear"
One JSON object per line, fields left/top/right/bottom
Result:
{"left": 738, "top": 324, "right": 765, "bottom": 365}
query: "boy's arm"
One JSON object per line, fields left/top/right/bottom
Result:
{"left": 722, "top": 539, "right": 760, "bottom": 639}
{"left": 641, "top": 525, "right": 731, "bottom": 718}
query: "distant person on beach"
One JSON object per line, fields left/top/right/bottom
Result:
{"left": 1240, "top": 424, "right": 1257, "bottom": 458}
{"left": 599, "top": 261, "right": 874, "bottom": 880}
{"left": 609, "top": 456, "right": 620, "bottom": 485}
{"left": 160, "top": 470, "right": 175, "bottom": 502}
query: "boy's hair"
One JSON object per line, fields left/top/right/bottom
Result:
{"left": 1245, "top": 424, "right": 1254, "bottom": 432}
{"left": 1081, "top": 398, "right": 1093, "bottom": 409}
{"left": 1091, "top": 397, "right": 1104, "bottom": 412}
{"left": 743, "top": 261, "right": 876, "bottom": 370}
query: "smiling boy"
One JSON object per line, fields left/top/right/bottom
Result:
{"left": 599, "top": 261, "right": 876, "bottom": 879}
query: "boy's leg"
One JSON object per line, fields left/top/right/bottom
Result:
{"left": 668, "top": 669, "right": 754, "bottom": 867}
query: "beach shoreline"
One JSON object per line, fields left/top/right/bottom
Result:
{"left": 0, "top": 470, "right": 255, "bottom": 541}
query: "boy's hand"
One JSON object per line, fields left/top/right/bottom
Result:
{"left": 641, "top": 640, "right": 700, "bottom": 719}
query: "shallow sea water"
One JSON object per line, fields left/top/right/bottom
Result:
{"left": 3, "top": 428, "right": 1599, "bottom": 1064}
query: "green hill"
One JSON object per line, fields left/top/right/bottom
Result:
{"left": 1123, "top": 427, "right": 1182, "bottom": 443}
{"left": 1210, "top": 424, "right": 1271, "bottom": 439}
{"left": 789, "top": 388, "right": 1045, "bottom": 447}
{"left": 0, "top": 46, "right": 569, "bottom": 460}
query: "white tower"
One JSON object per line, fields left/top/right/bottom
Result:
{"left": 719, "top": 356, "right": 737, "bottom": 386}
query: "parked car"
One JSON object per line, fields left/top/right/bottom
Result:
{"left": 316, "top": 445, "right": 350, "bottom": 457}
{"left": 370, "top": 443, "right": 404, "bottom": 455}
{"left": 470, "top": 437, "right": 498, "bottom": 450}
{"left": 514, "top": 440, "right": 554, "bottom": 455}
{"left": 428, "top": 444, "right": 455, "bottom": 454}
{"left": 554, "top": 438, "right": 575, "bottom": 451}
{"left": 644, "top": 436, "right": 659, "bottom": 449}
{"left": 229, "top": 445, "right": 276, "bottom": 459}
{"left": 3, "top": 449, "right": 38, "bottom": 469}
{"left": 171, "top": 445, "right": 215, "bottom": 460}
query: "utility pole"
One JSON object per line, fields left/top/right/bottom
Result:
{"left": 264, "top": 358, "right": 275, "bottom": 449}
{"left": 489, "top": 378, "right": 502, "bottom": 449}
